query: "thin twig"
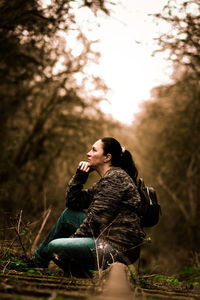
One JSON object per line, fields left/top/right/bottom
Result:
{"left": 89, "top": 224, "right": 101, "bottom": 277}
{"left": 31, "top": 208, "right": 51, "bottom": 253}
{"left": 94, "top": 238, "right": 101, "bottom": 277}
{"left": 14, "top": 227, "right": 28, "bottom": 259}
{"left": 3, "top": 261, "right": 11, "bottom": 274}
{"left": 8, "top": 236, "right": 18, "bottom": 251}
{"left": 17, "top": 210, "right": 23, "bottom": 234}
{"left": 43, "top": 186, "right": 47, "bottom": 214}
{"left": 10, "top": 212, "right": 28, "bottom": 259}
{"left": 89, "top": 221, "right": 118, "bottom": 278}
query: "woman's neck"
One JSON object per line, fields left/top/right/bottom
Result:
{"left": 96, "top": 164, "right": 112, "bottom": 177}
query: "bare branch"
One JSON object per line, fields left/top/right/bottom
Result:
{"left": 31, "top": 208, "right": 51, "bottom": 253}
{"left": 157, "top": 175, "right": 190, "bottom": 221}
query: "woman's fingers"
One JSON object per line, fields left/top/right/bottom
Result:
{"left": 78, "top": 161, "right": 90, "bottom": 172}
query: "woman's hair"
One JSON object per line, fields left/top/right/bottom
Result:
{"left": 101, "top": 137, "right": 138, "bottom": 184}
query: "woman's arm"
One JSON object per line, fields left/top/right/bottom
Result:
{"left": 66, "top": 165, "right": 95, "bottom": 211}
{"left": 72, "top": 173, "right": 122, "bottom": 237}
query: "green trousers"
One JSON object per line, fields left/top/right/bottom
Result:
{"left": 34, "top": 208, "right": 140, "bottom": 271}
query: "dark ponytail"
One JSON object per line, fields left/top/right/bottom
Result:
{"left": 101, "top": 137, "right": 138, "bottom": 185}
{"left": 120, "top": 149, "right": 138, "bottom": 185}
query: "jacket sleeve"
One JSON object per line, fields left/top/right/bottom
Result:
{"left": 73, "top": 176, "right": 122, "bottom": 238}
{"left": 65, "top": 169, "right": 94, "bottom": 211}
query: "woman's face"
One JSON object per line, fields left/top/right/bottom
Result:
{"left": 87, "top": 139, "right": 106, "bottom": 169}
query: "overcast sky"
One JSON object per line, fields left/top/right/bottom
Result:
{"left": 43, "top": 0, "right": 176, "bottom": 124}
{"left": 92, "top": 0, "right": 174, "bottom": 124}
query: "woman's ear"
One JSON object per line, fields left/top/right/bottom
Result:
{"left": 104, "top": 153, "right": 112, "bottom": 163}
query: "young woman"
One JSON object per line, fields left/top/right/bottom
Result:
{"left": 30, "top": 137, "right": 145, "bottom": 273}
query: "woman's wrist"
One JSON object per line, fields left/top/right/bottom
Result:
{"left": 74, "top": 168, "right": 89, "bottom": 184}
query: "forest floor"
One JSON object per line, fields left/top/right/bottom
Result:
{"left": 0, "top": 250, "right": 200, "bottom": 300}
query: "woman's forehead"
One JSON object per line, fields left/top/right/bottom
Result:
{"left": 92, "top": 139, "right": 102, "bottom": 148}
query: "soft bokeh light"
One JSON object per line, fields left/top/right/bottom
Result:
{"left": 42, "top": 0, "right": 183, "bottom": 124}
{"left": 71, "top": 0, "right": 176, "bottom": 124}
{"left": 91, "top": 1, "right": 175, "bottom": 124}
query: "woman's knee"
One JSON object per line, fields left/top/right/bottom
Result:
{"left": 47, "top": 238, "right": 96, "bottom": 269}
{"left": 61, "top": 209, "right": 87, "bottom": 228}
{"left": 48, "top": 239, "right": 59, "bottom": 254}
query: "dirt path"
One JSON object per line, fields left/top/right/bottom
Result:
{"left": 0, "top": 270, "right": 96, "bottom": 299}
{"left": 0, "top": 263, "right": 200, "bottom": 300}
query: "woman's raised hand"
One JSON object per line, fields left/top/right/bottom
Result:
{"left": 78, "top": 161, "right": 91, "bottom": 173}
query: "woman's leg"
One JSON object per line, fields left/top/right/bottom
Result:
{"left": 47, "top": 237, "right": 96, "bottom": 272}
{"left": 47, "top": 238, "right": 127, "bottom": 272}
{"left": 33, "top": 209, "right": 87, "bottom": 266}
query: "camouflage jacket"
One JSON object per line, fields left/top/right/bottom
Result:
{"left": 66, "top": 167, "right": 146, "bottom": 252}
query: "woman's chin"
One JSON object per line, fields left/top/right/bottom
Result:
{"left": 88, "top": 163, "right": 95, "bottom": 170}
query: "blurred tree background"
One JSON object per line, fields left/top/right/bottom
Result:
{"left": 0, "top": 0, "right": 127, "bottom": 254}
{"left": 0, "top": 0, "right": 199, "bottom": 274}
{"left": 0, "top": 0, "right": 115, "bottom": 218}
{"left": 129, "top": 0, "right": 200, "bottom": 273}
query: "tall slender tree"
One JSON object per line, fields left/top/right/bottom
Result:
{"left": 0, "top": 0, "right": 113, "bottom": 216}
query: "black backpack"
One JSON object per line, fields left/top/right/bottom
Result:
{"left": 138, "top": 178, "right": 161, "bottom": 227}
